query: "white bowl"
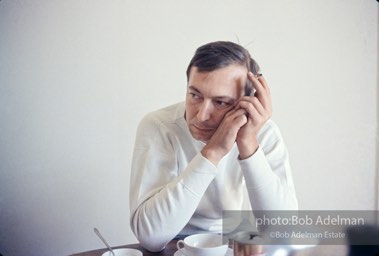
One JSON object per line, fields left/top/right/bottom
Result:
{"left": 101, "top": 248, "right": 142, "bottom": 256}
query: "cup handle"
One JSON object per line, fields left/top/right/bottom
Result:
{"left": 176, "top": 239, "right": 185, "bottom": 250}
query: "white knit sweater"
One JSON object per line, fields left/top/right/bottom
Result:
{"left": 129, "top": 102, "right": 298, "bottom": 251}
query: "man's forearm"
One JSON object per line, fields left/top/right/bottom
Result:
{"left": 130, "top": 153, "right": 218, "bottom": 251}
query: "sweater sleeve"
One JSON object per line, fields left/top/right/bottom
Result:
{"left": 129, "top": 114, "right": 218, "bottom": 252}
{"left": 239, "top": 120, "right": 298, "bottom": 211}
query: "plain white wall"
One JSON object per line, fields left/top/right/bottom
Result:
{"left": 0, "top": 1, "right": 377, "bottom": 255}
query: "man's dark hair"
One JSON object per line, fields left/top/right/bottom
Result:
{"left": 186, "top": 41, "right": 260, "bottom": 82}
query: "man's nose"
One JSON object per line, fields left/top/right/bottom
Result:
{"left": 196, "top": 101, "right": 213, "bottom": 122}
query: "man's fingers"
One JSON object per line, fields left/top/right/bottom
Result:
{"left": 238, "top": 94, "right": 272, "bottom": 116}
{"left": 225, "top": 108, "right": 248, "bottom": 124}
{"left": 248, "top": 72, "right": 270, "bottom": 95}
{"left": 257, "top": 74, "right": 270, "bottom": 93}
{"left": 237, "top": 99, "right": 272, "bottom": 125}
{"left": 237, "top": 98, "right": 264, "bottom": 116}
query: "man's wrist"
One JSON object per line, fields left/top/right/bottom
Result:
{"left": 201, "top": 146, "right": 223, "bottom": 165}
{"left": 238, "top": 139, "right": 259, "bottom": 160}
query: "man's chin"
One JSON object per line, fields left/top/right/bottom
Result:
{"left": 190, "top": 130, "right": 211, "bottom": 143}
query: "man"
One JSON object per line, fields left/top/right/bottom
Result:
{"left": 129, "top": 41, "right": 298, "bottom": 252}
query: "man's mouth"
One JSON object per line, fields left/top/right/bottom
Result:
{"left": 192, "top": 124, "right": 215, "bottom": 132}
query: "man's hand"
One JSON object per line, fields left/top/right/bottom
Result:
{"left": 201, "top": 72, "right": 272, "bottom": 165}
{"left": 235, "top": 72, "right": 272, "bottom": 159}
{"left": 201, "top": 108, "right": 248, "bottom": 165}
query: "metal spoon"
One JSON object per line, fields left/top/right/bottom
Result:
{"left": 94, "top": 227, "right": 116, "bottom": 256}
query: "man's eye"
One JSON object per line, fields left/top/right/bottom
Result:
{"left": 214, "top": 100, "right": 231, "bottom": 108}
{"left": 189, "top": 93, "right": 201, "bottom": 100}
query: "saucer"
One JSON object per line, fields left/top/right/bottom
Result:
{"left": 174, "top": 248, "right": 233, "bottom": 256}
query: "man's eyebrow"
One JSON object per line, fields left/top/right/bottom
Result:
{"left": 214, "top": 96, "right": 236, "bottom": 102}
{"left": 188, "top": 85, "right": 201, "bottom": 93}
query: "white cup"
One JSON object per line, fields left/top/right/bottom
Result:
{"left": 176, "top": 233, "right": 228, "bottom": 256}
{"left": 101, "top": 248, "right": 142, "bottom": 256}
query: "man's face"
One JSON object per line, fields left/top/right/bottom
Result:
{"left": 185, "top": 64, "right": 248, "bottom": 142}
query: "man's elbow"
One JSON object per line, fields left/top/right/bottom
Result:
{"left": 136, "top": 235, "right": 167, "bottom": 252}
{"left": 131, "top": 221, "right": 169, "bottom": 252}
